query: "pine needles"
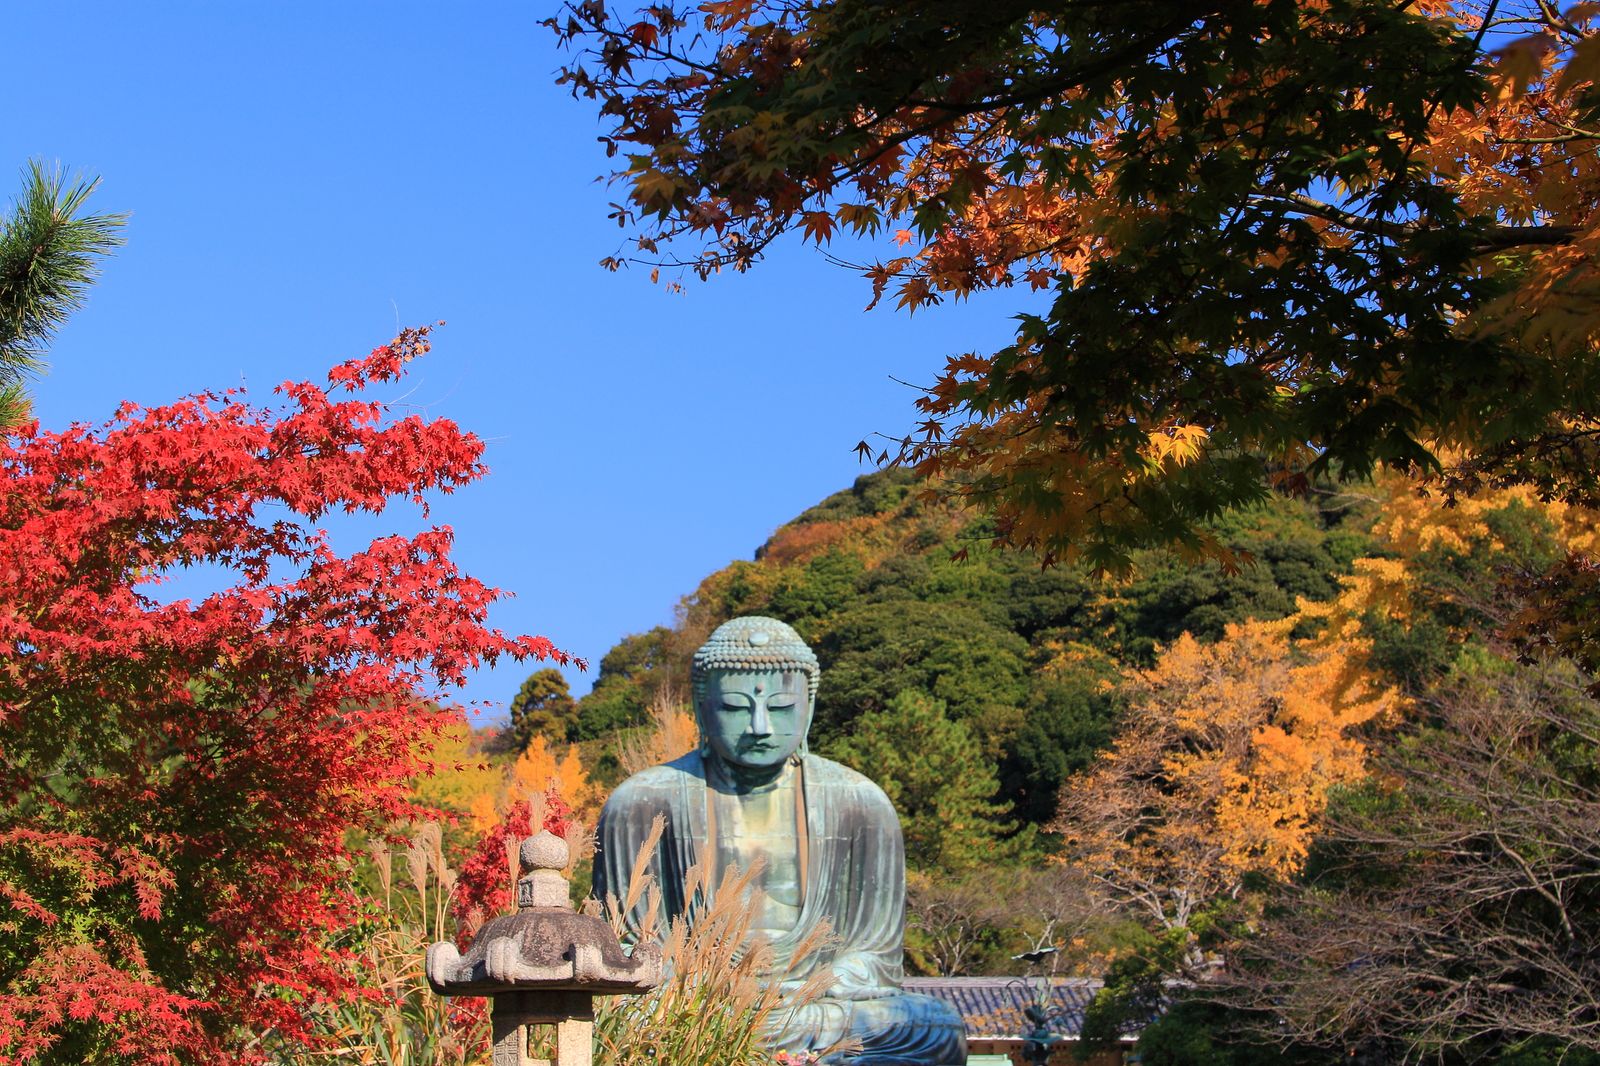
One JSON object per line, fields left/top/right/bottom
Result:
{"left": 0, "top": 161, "right": 125, "bottom": 426}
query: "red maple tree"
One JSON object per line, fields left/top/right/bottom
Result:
{"left": 452, "top": 794, "right": 576, "bottom": 941}
{"left": 0, "top": 326, "right": 570, "bottom": 1064}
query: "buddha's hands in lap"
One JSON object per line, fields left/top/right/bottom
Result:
{"left": 778, "top": 954, "right": 894, "bottom": 1001}
{"left": 779, "top": 980, "right": 894, "bottom": 1001}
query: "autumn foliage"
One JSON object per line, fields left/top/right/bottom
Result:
{"left": 1053, "top": 619, "right": 1394, "bottom": 932}
{"left": 0, "top": 327, "right": 567, "bottom": 1063}
{"left": 452, "top": 793, "right": 576, "bottom": 941}
{"left": 553, "top": 0, "right": 1600, "bottom": 582}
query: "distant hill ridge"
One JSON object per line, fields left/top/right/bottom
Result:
{"left": 574, "top": 469, "right": 1373, "bottom": 830}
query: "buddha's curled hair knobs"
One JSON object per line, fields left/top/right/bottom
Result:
{"left": 690, "top": 616, "right": 819, "bottom": 701}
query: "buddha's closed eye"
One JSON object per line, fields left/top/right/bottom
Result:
{"left": 719, "top": 694, "right": 799, "bottom": 712}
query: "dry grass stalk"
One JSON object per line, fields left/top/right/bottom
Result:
{"left": 616, "top": 686, "right": 698, "bottom": 776}
{"left": 273, "top": 821, "right": 485, "bottom": 1066}
{"left": 282, "top": 811, "right": 841, "bottom": 1065}
{"left": 564, "top": 821, "right": 596, "bottom": 878}
{"left": 614, "top": 815, "right": 666, "bottom": 945}
{"left": 368, "top": 836, "right": 394, "bottom": 907}
{"left": 592, "top": 831, "right": 848, "bottom": 1066}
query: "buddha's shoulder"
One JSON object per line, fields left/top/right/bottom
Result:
{"left": 601, "top": 751, "right": 705, "bottom": 811}
{"left": 802, "top": 754, "right": 894, "bottom": 806}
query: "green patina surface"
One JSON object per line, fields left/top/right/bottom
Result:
{"left": 594, "top": 617, "right": 970, "bottom": 1064}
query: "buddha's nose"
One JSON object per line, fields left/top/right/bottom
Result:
{"left": 748, "top": 701, "right": 772, "bottom": 737}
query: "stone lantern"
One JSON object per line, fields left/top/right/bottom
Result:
{"left": 426, "top": 830, "right": 662, "bottom": 1066}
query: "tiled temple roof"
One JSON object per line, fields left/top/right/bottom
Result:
{"left": 902, "top": 977, "right": 1121, "bottom": 1042}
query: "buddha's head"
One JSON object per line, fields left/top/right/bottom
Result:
{"left": 690, "top": 616, "right": 819, "bottom": 771}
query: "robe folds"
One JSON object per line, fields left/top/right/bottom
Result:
{"left": 592, "top": 751, "right": 967, "bottom": 1065}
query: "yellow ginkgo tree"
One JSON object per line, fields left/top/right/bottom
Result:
{"left": 1052, "top": 618, "right": 1395, "bottom": 933}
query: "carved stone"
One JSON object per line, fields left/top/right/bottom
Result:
{"left": 428, "top": 831, "right": 661, "bottom": 1066}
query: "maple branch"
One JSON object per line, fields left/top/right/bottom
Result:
{"left": 1250, "top": 192, "right": 1405, "bottom": 235}
{"left": 1494, "top": 131, "right": 1600, "bottom": 143}
{"left": 1249, "top": 192, "right": 1576, "bottom": 252}
{"left": 1474, "top": 222, "right": 1577, "bottom": 250}
{"left": 549, "top": 2, "right": 723, "bottom": 77}
{"left": 1535, "top": 0, "right": 1585, "bottom": 39}
{"left": 900, "top": 11, "right": 1213, "bottom": 115}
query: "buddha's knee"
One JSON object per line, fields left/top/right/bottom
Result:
{"left": 827, "top": 992, "right": 968, "bottom": 1065}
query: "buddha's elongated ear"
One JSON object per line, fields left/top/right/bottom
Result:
{"left": 689, "top": 674, "right": 717, "bottom": 757}
{"left": 694, "top": 695, "right": 714, "bottom": 759}
{"left": 799, "top": 673, "right": 815, "bottom": 757}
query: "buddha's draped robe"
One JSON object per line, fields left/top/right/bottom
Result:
{"left": 593, "top": 751, "right": 967, "bottom": 1065}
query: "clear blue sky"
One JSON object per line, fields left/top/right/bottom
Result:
{"left": 2, "top": 3, "right": 1028, "bottom": 718}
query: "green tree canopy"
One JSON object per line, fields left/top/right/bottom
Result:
{"left": 830, "top": 689, "right": 1018, "bottom": 872}
{"left": 814, "top": 599, "right": 1031, "bottom": 756}
{"left": 573, "top": 625, "right": 681, "bottom": 740}
{"left": 553, "top": 0, "right": 1600, "bottom": 574}
{"left": 1000, "top": 646, "right": 1123, "bottom": 827}
{"left": 498, "top": 667, "right": 579, "bottom": 751}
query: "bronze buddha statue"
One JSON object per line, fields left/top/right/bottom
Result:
{"left": 592, "top": 616, "right": 967, "bottom": 1064}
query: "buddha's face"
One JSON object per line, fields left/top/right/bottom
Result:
{"left": 700, "top": 669, "right": 811, "bottom": 769}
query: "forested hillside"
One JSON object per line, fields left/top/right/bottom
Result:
{"left": 568, "top": 468, "right": 1372, "bottom": 832}
{"left": 479, "top": 461, "right": 1600, "bottom": 1066}
{"left": 504, "top": 460, "right": 1600, "bottom": 1036}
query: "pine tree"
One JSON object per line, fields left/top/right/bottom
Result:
{"left": 496, "top": 667, "right": 579, "bottom": 752}
{"left": 831, "top": 689, "right": 1018, "bottom": 872}
{"left": 0, "top": 162, "right": 124, "bottom": 426}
